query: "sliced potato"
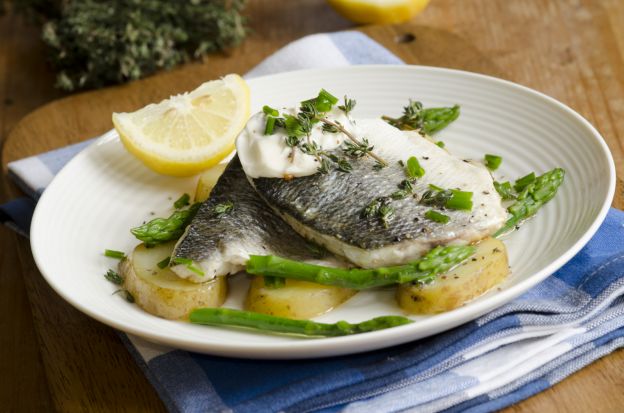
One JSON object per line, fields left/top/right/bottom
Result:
{"left": 195, "top": 163, "right": 227, "bottom": 202}
{"left": 397, "top": 237, "right": 509, "bottom": 314}
{"left": 245, "top": 276, "right": 357, "bottom": 319}
{"left": 120, "top": 241, "right": 227, "bottom": 320}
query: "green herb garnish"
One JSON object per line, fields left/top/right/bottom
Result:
{"left": 157, "top": 256, "right": 171, "bottom": 269}
{"left": 362, "top": 196, "right": 394, "bottom": 227}
{"left": 406, "top": 156, "right": 425, "bottom": 178}
{"left": 446, "top": 190, "right": 473, "bottom": 211}
{"left": 484, "top": 154, "right": 502, "bottom": 171}
{"left": 436, "top": 141, "right": 445, "bottom": 148}
{"left": 213, "top": 201, "right": 234, "bottom": 216}
{"left": 263, "top": 276, "right": 286, "bottom": 289}
{"left": 104, "top": 249, "right": 125, "bottom": 259}
{"left": 104, "top": 269, "right": 123, "bottom": 285}
{"left": 113, "top": 289, "right": 135, "bottom": 303}
{"left": 171, "top": 257, "right": 205, "bottom": 277}
{"left": 338, "top": 96, "right": 356, "bottom": 115}
{"left": 424, "top": 210, "right": 450, "bottom": 224}
{"left": 173, "top": 193, "right": 191, "bottom": 209}
{"left": 343, "top": 138, "right": 374, "bottom": 158}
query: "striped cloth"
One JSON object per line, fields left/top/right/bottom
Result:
{"left": 2, "top": 31, "right": 624, "bottom": 413}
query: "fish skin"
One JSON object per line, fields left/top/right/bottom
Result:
{"left": 171, "top": 157, "right": 333, "bottom": 282}
{"left": 250, "top": 119, "right": 507, "bottom": 268}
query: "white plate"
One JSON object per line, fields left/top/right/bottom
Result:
{"left": 30, "top": 66, "right": 615, "bottom": 359}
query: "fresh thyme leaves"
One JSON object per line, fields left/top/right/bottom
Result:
{"left": 36, "top": 0, "right": 247, "bottom": 92}
{"left": 382, "top": 100, "right": 460, "bottom": 135}
{"left": 343, "top": 138, "right": 374, "bottom": 158}
{"left": 104, "top": 249, "right": 125, "bottom": 259}
{"left": 172, "top": 257, "right": 205, "bottom": 277}
{"left": 260, "top": 89, "right": 388, "bottom": 173}
{"left": 406, "top": 156, "right": 425, "bottom": 179}
{"left": 285, "top": 135, "right": 301, "bottom": 148}
{"left": 362, "top": 197, "right": 394, "bottom": 228}
{"left": 338, "top": 96, "right": 356, "bottom": 115}
{"left": 373, "top": 161, "right": 387, "bottom": 171}
{"left": 322, "top": 123, "right": 340, "bottom": 134}
{"left": 425, "top": 210, "right": 450, "bottom": 224}
{"left": 104, "top": 269, "right": 123, "bottom": 285}
{"left": 391, "top": 179, "right": 415, "bottom": 199}
{"left": 213, "top": 201, "right": 234, "bottom": 216}
{"left": 173, "top": 193, "right": 191, "bottom": 209}
{"left": 157, "top": 256, "right": 171, "bottom": 269}
{"left": 494, "top": 181, "right": 516, "bottom": 200}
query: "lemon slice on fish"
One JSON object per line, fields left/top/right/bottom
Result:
{"left": 113, "top": 74, "right": 250, "bottom": 177}
{"left": 327, "top": 0, "right": 430, "bottom": 24}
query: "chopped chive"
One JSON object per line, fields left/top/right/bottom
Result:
{"left": 318, "top": 89, "right": 339, "bottom": 105}
{"left": 514, "top": 172, "right": 536, "bottom": 192}
{"left": 173, "top": 193, "right": 191, "bottom": 209}
{"left": 263, "top": 105, "right": 279, "bottom": 117}
{"left": 104, "top": 249, "right": 125, "bottom": 259}
{"left": 494, "top": 181, "right": 515, "bottom": 200}
{"left": 172, "top": 257, "right": 205, "bottom": 277}
{"left": 406, "top": 156, "right": 425, "bottom": 178}
{"left": 484, "top": 154, "right": 502, "bottom": 171}
{"left": 104, "top": 269, "right": 123, "bottom": 285}
{"left": 446, "top": 190, "right": 473, "bottom": 211}
{"left": 157, "top": 256, "right": 171, "bottom": 269}
{"left": 425, "top": 210, "right": 450, "bottom": 224}
{"left": 436, "top": 141, "right": 445, "bottom": 148}
{"left": 264, "top": 115, "right": 276, "bottom": 135}
{"left": 264, "top": 276, "right": 285, "bottom": 289}
{"left": 429, "top": 184, "right": 444, "bottom": 191}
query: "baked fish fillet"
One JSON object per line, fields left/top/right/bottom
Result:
{"left": 250, "top": 119, "right": 507, "bottom": 268}
{"left": 171, "top": 157, "right": 338, "bottom": 281}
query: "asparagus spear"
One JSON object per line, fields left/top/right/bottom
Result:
{"left": 382, "top": 101, "right": 460, "bottom": 135}
{"left": 131, "top": 203, "right": 200, "bottom": 246}
{"left": 246, "top": 245, "right": 475, "bottom": 290}
{"left": 189, "top": 308, "right": 412, "bottom": 337}
{"left": 494, "top": 168, "right": 565, "bottom": 237}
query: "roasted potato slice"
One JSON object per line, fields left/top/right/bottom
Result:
{"left": 397, "top": 237, "right": 509, "bottom": 314}
{"left": 245, "top": 276, "right": 357, "bottom": 319}
{"left": 195, "top": 163, "right": 227, "bottom": 202}
{"left": 121, "top": 241, "right": 227, "bottom": 320}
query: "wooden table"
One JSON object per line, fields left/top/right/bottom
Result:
{"left": 1, "top": 1, "right": 623, "bottom": 411}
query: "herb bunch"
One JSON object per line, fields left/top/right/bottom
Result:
{"left": 18, "top": 0, "right": 247, "bottom": 91}
{"left": 382, "top": 100, "right": 460, "bottom": 135}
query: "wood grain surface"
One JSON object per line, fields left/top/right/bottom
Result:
{"left": 1, "top": 0, "right": 623, "bottom": 412}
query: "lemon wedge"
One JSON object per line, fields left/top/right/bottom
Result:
{"left": 112, "top": 74, "right": 250, "bottom": 177}
{"left": 327, "top": 0, "right": 430, "bottom": 24}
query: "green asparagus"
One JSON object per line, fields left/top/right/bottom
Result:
{"left": 382, "top": 101, "right": 460, "bottom": 135}
{"left": 131, "top": 203, "right": 200, "bottom": 246}
{"left": 189, "top": 308, "right": 412, "bottom": 337}
{"left": 494, "top": 168, "right": 565, "bottom": 237}
{"left": 246, "top": 245, "right": 475, "bottom": 290}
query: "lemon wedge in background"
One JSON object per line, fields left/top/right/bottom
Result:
{"left": 327, "top": 0, "right": 430, "bottom": 24}
{"left": 112, "top": 74, "right": 250, "bottom": 177}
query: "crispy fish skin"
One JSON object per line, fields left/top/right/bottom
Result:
{"left": 171, "top": 157, "right": 332, "bottom": 282}
{"left": 250, "top": 119, "right": 507, "bottom": 268}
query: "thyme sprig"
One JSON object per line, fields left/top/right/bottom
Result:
{"left": 361, "top": 197, "right": 394, "bottom": 228}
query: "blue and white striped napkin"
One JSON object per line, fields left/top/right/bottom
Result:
{"left": 3, "top": 31, "right": 624, "bottom": 413}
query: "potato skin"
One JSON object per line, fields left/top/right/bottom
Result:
{"left": 245, "top": 276, "right": 356, "bottom": 319}
{"left": 121, "top": 242, "right": 227, "bottom": 320}
{"left": 397, "top": 237, "right": 509, "bottom": 314}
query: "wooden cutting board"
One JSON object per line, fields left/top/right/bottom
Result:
{"left": 2, "top": 1, "right": 623, "bottom": 412}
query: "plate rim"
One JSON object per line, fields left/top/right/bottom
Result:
{"left": 30, "top": 64, "right": 616, "bottom": 359}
